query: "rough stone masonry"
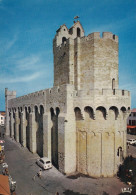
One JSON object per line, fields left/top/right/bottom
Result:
{"left": 5, "top": 20, "right": 131, "bottom": 177}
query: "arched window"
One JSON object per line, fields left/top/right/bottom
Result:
{"left": 84, "top": 106, "right": 94, "bottom": 119}
{"left": 62, "top": 37, "right": 66, "bottom": 43}
{"left": 77, "top": 28, "right": 81, "bottom": 37}
{"left": 117, "top": 147, "right": 123, "bottom": 162}
{"left": 121, "top": 107, "right": 126, "bottom": 113}
{"left": 96, "top": 106, "right": 107, "bottom": 119}
{"left": 56, "top": 107, "right": 60, "bottom": 117}
{"left": 109, "top": 106, "right": 119, "bottom": 120}
{"left": 40, "top": 105, "right": 44, "bottom": 115}
{"left": 74, "top": 107, "right": 83, "bottom": 120}
{"left": 112, "top": 78, "right": 115, "bottom": 89}
{"left": 50, "top": 108, "right": 55, "bottom": 120}
{"left": 34, "top": 106, "right": 38, "bottom": 121}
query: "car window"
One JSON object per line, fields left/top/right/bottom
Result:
{"left": 46, "top": 161, "right": 51, "bottom": 164}
{"left": 39, "top": 159, "right": 44, "bottom": 164}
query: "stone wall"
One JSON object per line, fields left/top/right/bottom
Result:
{"left": 5, "top": 21, "right": 131, "bottom": 177}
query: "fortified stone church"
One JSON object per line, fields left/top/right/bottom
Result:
{"left": 5, "top": 20, "right": 131, "bottom": 177}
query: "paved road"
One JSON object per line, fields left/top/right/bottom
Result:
{"left": 1, "top": 136, "right": 129, "bottom": 195}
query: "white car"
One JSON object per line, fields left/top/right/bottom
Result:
{"left": 2, "top": 162, "right": 8, "bottom": 168}
{"left": 0, "top": 140, "right": 5, "bottom": 143}
{"left": 127, "top": 139, "right": 136, "bottom": 145}
{"left": 36, "top": 157, "right": 52, "bottom": 170}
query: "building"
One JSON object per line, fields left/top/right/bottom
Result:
{"left": 127, "top": 108, "right": 136, "bottom": 134}
{"left": 5, "top": 20, "right": 131, "bottom": 177}
{"left": 0, "top": 111, "right": 5, "bottom": 126}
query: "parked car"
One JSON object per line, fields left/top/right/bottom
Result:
{"left": 36, "top": 157, "right": 52, "bottom": 170}
{"left": 0, "top": 140, "right": 5, "bottom": 144}
{"left": 2, "top": 162, "right": 8, "bottom": 168}
{"left": 127, "top": 139, "right": 136, "bottom": 145}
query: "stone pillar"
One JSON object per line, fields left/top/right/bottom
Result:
{"left": 21, "top": 111, "right": 26, "bottom": 147}
{"left": 123, "top": 113, "right": 128, "bottom": 158}
{"left": 15, "top": 111, "right": 19, "bottom": 142}
{"left": 43, "top": 112, "right": 51, "bottom": 159}
{"left": 58, "top": 113, "right": 76, "bottom": 174}
{"left": 6, "top": 111, "right": 10, "bottom": 136}
{"left": 10, "top": 112, "right": 14, "bottom": 138}
{"left": 29, "top": 111, "right": 37, "bottom": 153}
{"left": 9, "top": 112, "right": 11, "bottom": 137}
{"left": 58, "top": 114, "right": 65, "bottom": 173}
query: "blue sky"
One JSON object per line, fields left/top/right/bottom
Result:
{"left": 0, "top": 0, "right": 136, "bottom": 110}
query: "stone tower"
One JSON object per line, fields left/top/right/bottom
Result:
{"left": 53, "top": 21, "right": 118, "bottom": 91}
{"left": 53, "top": 21, "right": 131, "bottom": 177}
{"left": 5, "top": 20, "right": 131, "bottom": 178}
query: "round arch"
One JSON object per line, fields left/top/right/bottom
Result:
{"left": 109, "top": 106, "right": 119, "bottom": 120}
{"left": 96, "top": 106, "right": 107, "bottom": 120}
{"left": 120, "top": 106, "right": 126, "bottom": 113}
{"left": 74, "top": 107, "right": 83, "bottom": 120}
{"left": 84, "top": 106, "right": 94, "bottom": 120}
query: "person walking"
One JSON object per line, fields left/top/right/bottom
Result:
{"left": 37, "top": 170, "right": 42, "bottom": 179}
{"left": 127, "top": 143, "right": 129, "bottom": 149}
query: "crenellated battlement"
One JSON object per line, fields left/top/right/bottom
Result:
{"left": 13, "top": 89, "right": 47, "bottom": 102}
{"left": 5, "top": 88, "right": 16, "bottom": 97}
{"left": 54, "top": 32, "right": 118, "bottom": 50}
{"left": 54, "top": 21, "right": 118, "bottom": 49}
{"left": 86, "top": 32, "right": 118, "bottom": 42}
{"left": 54, "top": 21, "right": 119, "bottom": 89}
{"left": 73, "top": 89, "right": 130, "bottom": 98}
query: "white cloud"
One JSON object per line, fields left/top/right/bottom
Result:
{"left": 16, "top": 56, "right": 40, "bottom": 71}
{"left": 0, "top": 34, "right": 18, "bottom": 54}
{"left": 0, "top": 72, "right": 42, "bottom": 83}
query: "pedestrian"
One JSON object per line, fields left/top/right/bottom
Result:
{"left": 3, "top": 133, "right": 5, "bottom": 138}
{"left": 127, "top": 143, "right": 129, "bottom": 149}
{"left": 37, "top": 170, "right": 42, "bottom": 179}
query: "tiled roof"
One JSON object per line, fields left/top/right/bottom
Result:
{"left": 0, "top": 111, "right": 5, "bottom": 116}
{"left": 131, "top": 108, "right": 136, "bottom": 113}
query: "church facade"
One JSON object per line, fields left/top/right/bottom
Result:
{"left": 5, "top": 21, "right": 131, "bottom": 177}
